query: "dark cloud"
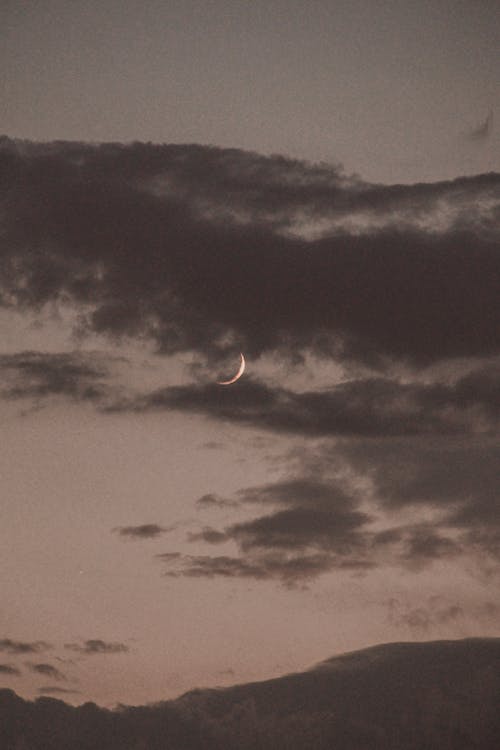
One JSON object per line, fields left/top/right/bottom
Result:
{"left": 226, "top": 485, "right": 369, "bottom": 555}
{"left": 0, "top": 351, "right": 113, "bottom": 403}
{"left": 189, "top": 479, "right": 370, "bottom": 554}
{"left": 157, "top": 428, "right": 498, "bottom": 583}
{"left": 328, "top": 436, "right": 499, "bottom": 566}
{"left": 1, "top": 138, "right": 498, "bottom": 368}
{"left": 159, "top": 478, "right": 456, "bottom": 584}
{"left": 113, "top": 524, "right": 169, "bottom": 540}
{"left": 118, "top": 364, "right": 500, "bottom": 437}
{"left": 398, "top": 526, "right": 462, "bottom": 569}
{"left": 0, "top": 664, "right": 20, "bottom": 675}
{"left": 0, "top": 639, "right": 51, "bottom": 654}
{"left": 337, "top": 436, "right": 499, "bottom": 523}
{"left": 64, "top": 639, "right": 129, "bottom": 656}
{"left": 28, "top": 663, "right": 66, "bottom": 680}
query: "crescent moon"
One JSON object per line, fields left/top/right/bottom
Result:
{"left": 217, "top": 353, "right": 245, "bottom": 385}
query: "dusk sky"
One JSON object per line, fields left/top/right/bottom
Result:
{"left": 1, "top": 0, "right": 499, "bottom": 709}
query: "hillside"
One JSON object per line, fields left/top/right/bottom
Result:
{"left": 1, "top": 638, "right": 499, "bottom": 749}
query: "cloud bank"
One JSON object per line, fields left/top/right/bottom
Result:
{"left": 1, "top": 138, "right": 498, "bottom": 368}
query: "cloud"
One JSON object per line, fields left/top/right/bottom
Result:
{"left": 0, "top": 639, "right": 51, "bottom": 654}
{"left": 159, "top": 551, "right": 345, "bottom": 586}
{"left": 156, "top": 427, "right": 498, "bottom": 583}
{"left": 113, "top": 524, "right": 170, "bottom": 540}
{"left": 63, "top": 639, "right": 129, "bottom": 656}
{"left": 196, "top": 493, "right": 239, "bottom": 509}
{"left": 159, "top": 478, "right": 454, "bottom": 584}
{"left": 225, "top": 480, "right": 369, "bottom": 554}
{"left": 0, "top": 664, "right": 20, "bottom": 675}
{"left": 0, "top": 351, "right": 114, "bottom": 404}
{"left": 467, "top": 110, "right": 494, "bottom": 141}
{"left": 118, "top": 364, "right": 500, "bottom": 437}
{"left": 398, "top": 526, "right": 462, "bottom": 569}
{"left": 386, "top": 596, "right": 465, "bottom": 632}
{"left": 1, "top": 138, "right": 498, "bottom": 368}
{"left": 336, "top": 436, "right": 499, "bottom": 524}
{"left": 28, "top": 663, "right": 66, "bottom": 681}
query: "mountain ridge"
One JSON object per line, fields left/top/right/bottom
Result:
{"left": 1, "top": 637, "right": 499, "bottom": 749}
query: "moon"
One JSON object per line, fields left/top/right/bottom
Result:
{"left": 217, "top": 353, "right": 245, "bottom": 385}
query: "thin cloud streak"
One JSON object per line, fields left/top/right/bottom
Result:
{"left": 0, "top": 639, "right": 51, "bottom": 655}
{"left": 64, "top": 640, "right": 129, "bottom": 656}
{"left": 114, "top": 365, "right": 500, "bottom": 438}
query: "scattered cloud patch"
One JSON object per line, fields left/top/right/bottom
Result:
{"left": 467, "top": 110, "right": 493, "bottom": 141}
{"left": 386, "top": 596, "right": 465, "bottom": 632}
{"left": 28, "top": 663, "right": 66, "bottom": 681}
{"left": 0, "top": 664, "right": 20, "bottom": 675}
{"left": 64, "top": 640, "right": 129, "bottom": 656}
{"left": 113, "top": 524, "right": 170, "bottom": 540}
{"left": 120, "top": 365, "right": 500, "bottom": 438}
{"left": 0, "top": 351, "right": 115, "bottom": 405}
{"left": 196, "top": 493, "right": 239, "bottom": 509}
{"left": 0, "top": 639, "right": 51, "bottom": 655}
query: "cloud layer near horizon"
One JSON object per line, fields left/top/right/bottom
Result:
{"left": 1, "top": 137, "right": 499, "bottom": 367}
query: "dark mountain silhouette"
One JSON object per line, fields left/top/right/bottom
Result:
{"left": 0, "top": 638, "right": 499, "bottom": 749}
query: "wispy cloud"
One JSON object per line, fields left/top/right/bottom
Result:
{"left": 0, "top": 351, "right": 117, "bottom": 405}
{"left": 119, "top": 364, "right": 500, "bottom": 437}
{"left": 0, "top": 639, "right": 51, "bottom": 655}
{"left": 64, "top": 639, "right": 129, "bottom": 656}
{"left": 28, "top": 663, "right": 67, "bottom": 681}
{"left": 467, "top": 110, "right": 493, "bottom": 141}
{"left": 113, "top": 524, "right": 171, "bottom": 540}
{"left": 0, "top": 664, "right": 21, "bottom": 675}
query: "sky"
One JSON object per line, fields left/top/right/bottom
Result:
{"left": 0, "top": 0, "right": 499, "bottom": 708}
